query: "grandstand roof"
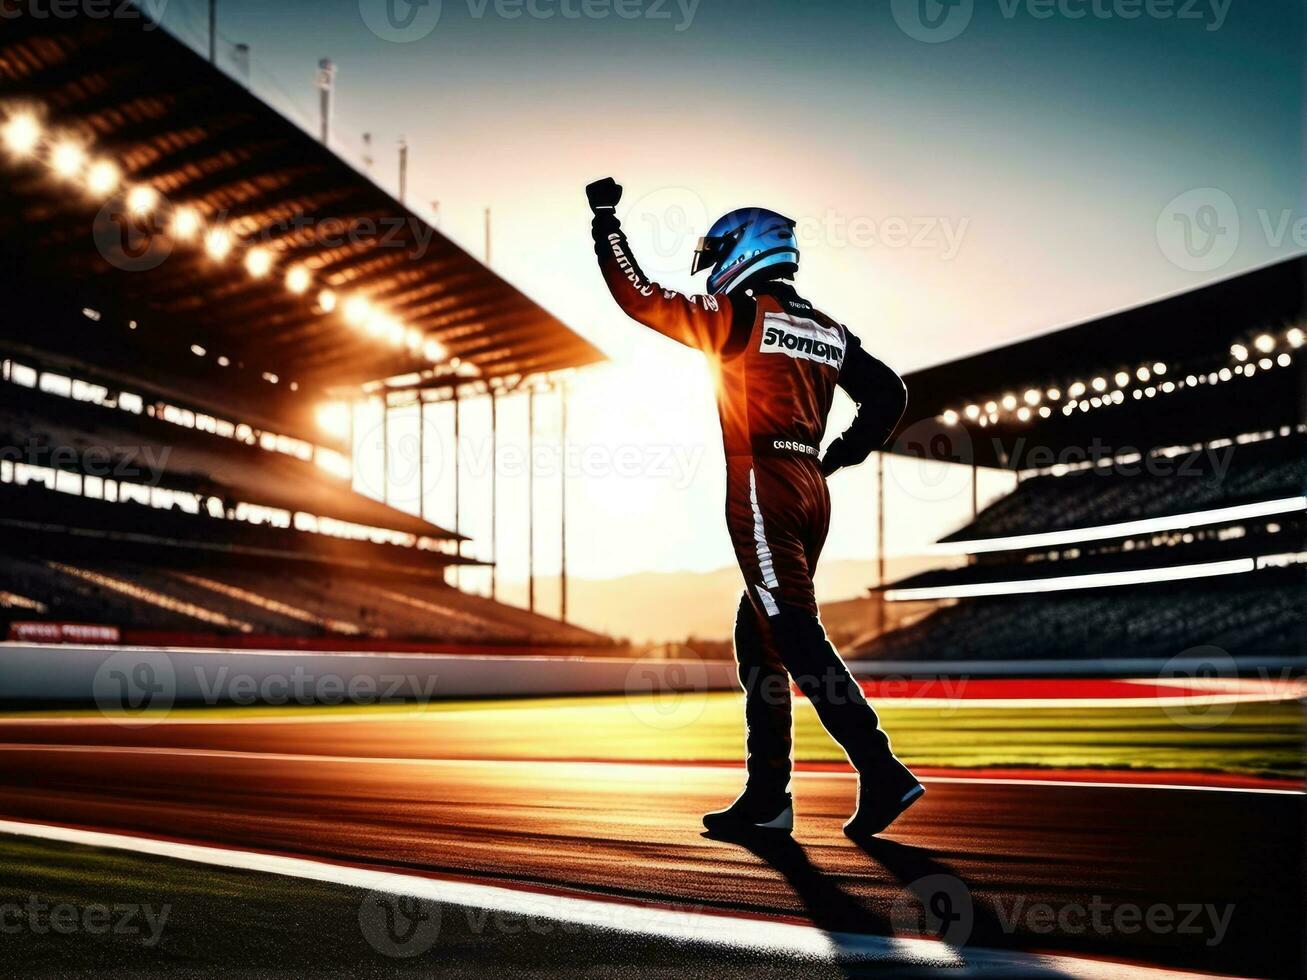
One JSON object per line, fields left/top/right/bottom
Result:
{"left": 0, "top": 9, "right": 604, "bottom": 447}
{"left": 893, "top": 258, "right": 1306, "bottom": 468}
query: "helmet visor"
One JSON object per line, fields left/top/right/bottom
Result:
{"left": 691, "top": 235, "right": 727, "bottom": 276}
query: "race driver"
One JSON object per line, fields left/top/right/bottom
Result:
{"left": 586, "top": 177, "right": 923, "bottom": 840}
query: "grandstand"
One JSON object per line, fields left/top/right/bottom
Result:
{"left": 857, "top": 257, "right": 1306, "bottom": 665}
{"left": 0, "top": 10, "right": 609, "bottom": 651}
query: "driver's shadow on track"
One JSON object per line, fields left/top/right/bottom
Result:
{"left": 852, "top": 836, "right": 1017, "bottom": 955}
{"left": 710, "top": 831, "right": 1032, "bottom": 978}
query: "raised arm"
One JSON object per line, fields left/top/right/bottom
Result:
{"left": 587, "top": 177, "right": 744, "bottom": 354}
{"left": 821, "top": 332, "right": 908, "bottom": 477}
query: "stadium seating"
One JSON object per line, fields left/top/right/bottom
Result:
{"left": 946, "top": 434, "right": 1304, "bottom": 543}
{"left": 858, "top": 568, "right": 1304, "bottom": 662}
{"left": 0, "top": 555, "right": 607, "bottom": 648}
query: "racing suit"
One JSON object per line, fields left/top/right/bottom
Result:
{"left": 591, "top": 208, "right": 909, "bottom": 796}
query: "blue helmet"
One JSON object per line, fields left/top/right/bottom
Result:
{"left": 691, "top": 207, "right": 799, "bottom": 295}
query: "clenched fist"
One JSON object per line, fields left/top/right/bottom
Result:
{"left": 586, "top": 177, "right": 623, "bottom": 212}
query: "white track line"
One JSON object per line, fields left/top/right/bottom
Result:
{"left": 0, "top": 744, "right": 1300, "bottom": 795}
{"left": 0, "top": 818, "right": 1217, "bottom": 978}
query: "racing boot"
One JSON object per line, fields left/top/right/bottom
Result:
{"left": 703, "top": 785, "right": 794, "bottom": 839}
{"left": 843, "top": 755, "right": 924, "bottom": 840}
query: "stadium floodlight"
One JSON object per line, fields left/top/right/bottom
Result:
{"left": 285, "top": 266, "right": 311, "bottom": 295}
{"left": 942, "top": 409, "right": 959, "bottom": 426}
{"left": 1278, "top": 353, "right": 1292, "bottom": 367}
{"left": 86, "top": 159, "right": 119, "bottom": 196}
{"left": 190, "top": 345, "right": 206, "bottom": 357}
{"left": 1258, "top": 358, "right": 1272, "bottom": 371}
{"left": 1111, "top": 390, "right": 1125, "bottom": 404}
{"left": 126, "top": 185, "right": 159, "bottom": 215}
{"left": 344, "top": 295, "right": 371, "bottom": 327}
{"left": 1218, "top": 368, "right": 1232, "bottom": 382}
{"left": 1136, "top": 366, "right": 1151, "bottom": 382}
{"left": 1091, "top": 376, "right": 1107, "bottom": 392}
{"left": 1039, "top": 406, "right": 1051, "bottom": 418}
{"left": 1016, "top": 407, "right": 1031, "bottom": 422}
{"left": 984, "top": 400, "right": 997, "bottom": 413}
{"left": 1288, "top": 328, "right": 1304, "bottom": 348}
{"left": 316, "top": 401, "right": 352, "bottom": 439}
{"left": 1001, "top": 393, "right": 1017, "bottom": 411}
{"left": 1113, "top": 371, "right": 1129, "bottom": 387}
{"left": 1254, "top": 334, "right": 1275, "bottom": 353}
{"left": 3, "top": 112, "right": 41, "bottom": 156}
{"left": 1162, "top": 381, "right": 1176, "bottom": 393}
{"left": 1230, "top": 343, "right": 1248, "bottom": 361}
{"left": 1023, "top": 389, "right": 1040, "bottom": 406}
{"left": 1068, "top": 381, "right": 1085, "bottom": 398}
{"left": 423, "top": 338, "right": 448, "bottom": 362}
{"left": 1046, "top": 388, "right": 1061, "bottom": 401}
{"left": 245, "top": 247, "right": 273, "bottom": 277}
{"left": 171, "top": 206, "right": 201, "bottom": 240}
{"left": 404, "top": 327, "right": 424, "bottom": 351}
{"left": 1133, "top": 390, "right": 1143, "bottom": 400}
{"left": 204, "top": 227, "right": 233, "bottom": 260}
{"left": 217, "top": 356, "right": 230, "bottom": 367}
{"left": 50, "top": 140, "right": 86, "bottom": 178}
{"left": 317, "top": 289, "right": 338, "bottom": 313}
{"left": 1153, "top": 361, "right": 1167, "bottom": 375}
{"left": 964, "top": 404, "right": 980, "bottom": 420}
{"left": 1145, "top": 386, "right": 1156, "bottom": 397}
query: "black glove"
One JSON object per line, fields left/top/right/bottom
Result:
{"left": 586, "top": 177, "right": 623, "bottom": 212}
{"left": 820, "top": 438, "right": 851, "bottom": 477}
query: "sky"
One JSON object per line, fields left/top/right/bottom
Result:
{"left": 152, "top": 0, "right": 1304, "bottom": 610}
